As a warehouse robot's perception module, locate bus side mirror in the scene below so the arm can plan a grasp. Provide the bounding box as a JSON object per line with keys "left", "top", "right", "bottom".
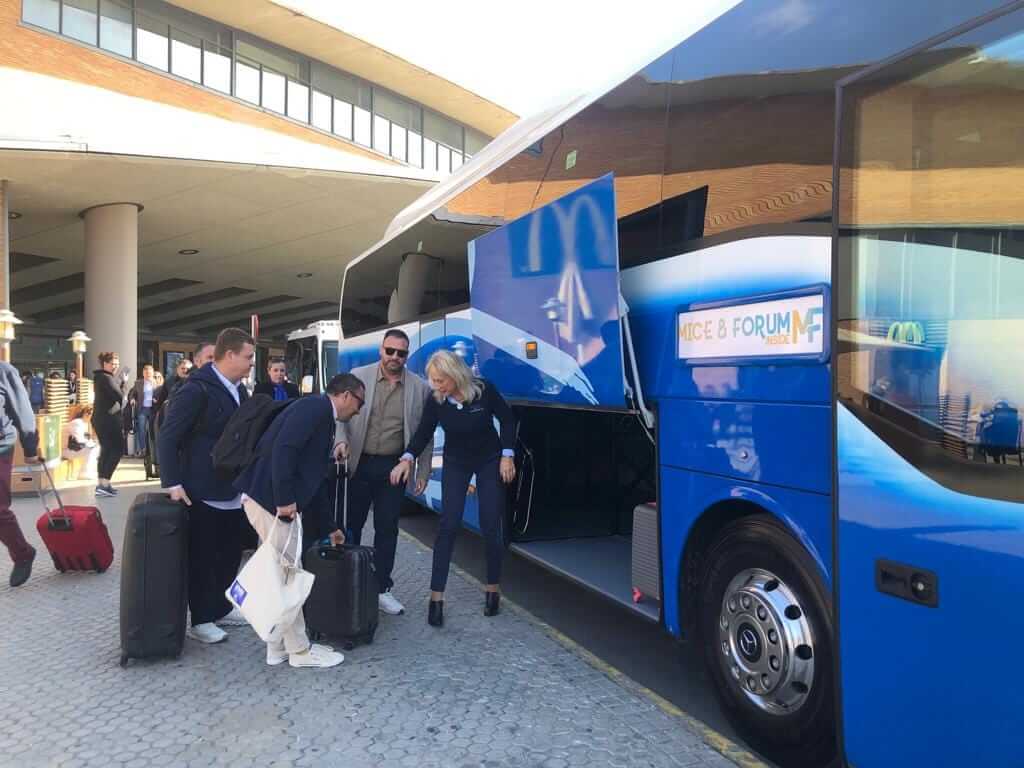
{"left": 301, "top": 375, "right": 314, "bottom": 395}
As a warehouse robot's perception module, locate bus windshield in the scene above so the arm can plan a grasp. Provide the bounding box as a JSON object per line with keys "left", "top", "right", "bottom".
{"left": 322, "top": 341, "right": 338, "bottom": 382}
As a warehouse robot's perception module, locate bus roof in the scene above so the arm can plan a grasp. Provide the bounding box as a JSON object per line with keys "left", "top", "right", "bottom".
{"left": 286, "top": 320, "right": 340, "bottom": 341}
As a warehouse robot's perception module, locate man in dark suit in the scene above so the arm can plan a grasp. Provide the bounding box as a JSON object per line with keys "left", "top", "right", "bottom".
{"left": 253, "top": 357, "right": 300, "bottom": 401}
{"left": 158, "top": 327, "right": 254, "bottom": 645}
{"left": 235, "top": 372, "right": 364, "bottom": 670}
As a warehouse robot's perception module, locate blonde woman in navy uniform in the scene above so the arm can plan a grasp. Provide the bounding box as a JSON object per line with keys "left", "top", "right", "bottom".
{"left": 390, "top": 350, "right": 516, "bottom": 627}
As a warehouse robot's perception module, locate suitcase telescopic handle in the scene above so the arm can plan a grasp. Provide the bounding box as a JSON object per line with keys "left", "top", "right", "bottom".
{"left": 34, "top": 461, "right": 68, "bottom": 521}
{"left": 333, "top": 459, "right": 348, "bottom": 532}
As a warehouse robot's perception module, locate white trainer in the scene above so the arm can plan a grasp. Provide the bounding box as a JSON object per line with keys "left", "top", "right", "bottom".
{"left": 289, "top": 644, "right": 344, "bottom": 669}
{"left": 378, "top": 591, "right": 405, "bottom": 615}
{"left": 268, "top": 642, "right": 334, "bottom": 666}
{"left": 187, "top": 622, "right": 227, "bottom": 644}
{"left": 217, "top": 608, "right": 248, "bottom": 627}
{"left": 267, "top": 644, "right": 288, "bottom": 666}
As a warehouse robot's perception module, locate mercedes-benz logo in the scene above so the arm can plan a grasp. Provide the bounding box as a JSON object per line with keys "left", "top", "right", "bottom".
{"left": 737, "top": 623, "right": 762, "bottom": 662}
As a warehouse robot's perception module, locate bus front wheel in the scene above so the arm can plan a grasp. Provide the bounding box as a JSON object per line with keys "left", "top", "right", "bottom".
{"left": 698, "top": 515, "right": 836, "bottom": 766}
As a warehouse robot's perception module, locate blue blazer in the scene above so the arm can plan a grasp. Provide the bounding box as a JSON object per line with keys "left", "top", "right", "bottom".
{"left": 157, "top": 363, "right": 248, "bottom": 502}
{"left": 234, "top": 395, "right": 336, "bottom": 529}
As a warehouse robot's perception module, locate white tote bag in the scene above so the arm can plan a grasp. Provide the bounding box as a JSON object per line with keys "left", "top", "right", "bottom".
{"left": 225, "top": 513, "right": 314, "bottom": 642}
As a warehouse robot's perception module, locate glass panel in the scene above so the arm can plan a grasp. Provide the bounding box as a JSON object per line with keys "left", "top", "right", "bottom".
{"left": 311, "top": 90, "right": 333, "bottom": 132}
{"left": 170, "top": 29, "right": 202, "bottom": 83}
{"left": 424, "top": 138, "right": 437, "bottom": 172}
{"left": 262, "top": 69, "right": 286, "bottom": 113}
{"left": 373, "top": 115, "right": 390, "bottom": 154}
{"left": 203, "top": 43, "right": 231, "bottom": 94}
{"left": 136, "top": 13, "right": 169, "bottom": 71}
{"left": 136, "top": 0, "right": 231, "bottom": 50}
{"left": 354, "top": 106, "right": 372, "bottom": 146}
{"left": 465, "top": 129, "right": 489, "bottom": 157}
{"left": 310, "top": 63, "right": 367, "bottom": 105}
{"left": 838, "top": 15, "right": 1024, "bottom": 483}
{"left": 374, "top": 90, "right": 421, "bottom": 131}
{"left": 333, "top": 100, "right": 353, "bottom": 140}
{"left": 391, "top": 124, "right": 407, "bottom": 162}
{"left": 99, "top": 0, "right": 132, "bottom": 57}
{"left": 437, "top": 145, "right": 451, "bottom": 175}
{"left": 287, "top": 80, "right": 309, "bottom": 123}
{"left": 63, "top": 0, "right": 98, "bottom": 45}
{"left": 408, "top": 131, "right": 422, "bottom": 168}
{"left": 23, "top": 0, "right": 60, "bottom": 31}
{"left": 236, "top": 38, "right": 304, "bottom": 81}
{"left": 424, "top": 112, "right": 463, "bottom": 151}
{"left": 451, "top": 152, "right": 463, "bottom": 172}
{"left": 234, "top": 58, "right": 260, "bottom": 104}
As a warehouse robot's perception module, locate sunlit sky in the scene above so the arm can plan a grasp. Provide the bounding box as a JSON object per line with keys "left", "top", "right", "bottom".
{"left": 280, "top": 0, "right": 741, "bottom": 117}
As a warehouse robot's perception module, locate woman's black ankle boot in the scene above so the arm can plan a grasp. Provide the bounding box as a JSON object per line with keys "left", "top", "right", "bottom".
{"left": 484, "top": 591, "right": 500, "bottom": 617}
{"left": 428, "top": 600, "right": 444, "bottom": 627}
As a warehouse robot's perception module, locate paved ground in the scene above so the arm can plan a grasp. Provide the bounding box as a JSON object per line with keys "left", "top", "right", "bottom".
{"left": 1, "top": 463, "right": 747, "bottom": 768}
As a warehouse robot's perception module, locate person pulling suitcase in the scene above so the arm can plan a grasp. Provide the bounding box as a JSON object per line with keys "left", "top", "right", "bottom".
{"left": 233, "top": 373, "right": 364, "bottom": 669}
{"left": 303, "top": 460, "right": 380, "bottom": 650}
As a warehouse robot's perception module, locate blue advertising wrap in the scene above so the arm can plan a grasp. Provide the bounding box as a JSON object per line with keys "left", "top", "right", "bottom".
{"left": 468, "top": 173, "right": 628, "bottom": 408}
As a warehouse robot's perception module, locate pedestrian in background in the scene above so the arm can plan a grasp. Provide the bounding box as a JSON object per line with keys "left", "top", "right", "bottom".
{"left": 92, "top": 351, "right": 129, "bottom": 498}
{"left": 390, "top": 350, "right": 516, "bottom": 627}
{"left": 193, "top": 341, "right": 215, "bottom": 369}
{"left": 63, "top": 404, "right": 99, "bottom": 480}
{"left": 28, "top": 370, "right": 44, "bottom": 414}
{"left": 129, "top": 364, "right": 157, "bottom": 458}
{"left": 254, "top": 357, "right": 300, "bottom": 401}
{"left": 0, "top": 361, "right": 40, "bottom": 587}
{"left": 68, "top": 370, "right": 79, "bottom": 406}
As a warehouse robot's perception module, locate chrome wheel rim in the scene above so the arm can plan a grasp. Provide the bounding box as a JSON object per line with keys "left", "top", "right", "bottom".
{"left": 717, "top": 567, "right": 815, "bottom": 715}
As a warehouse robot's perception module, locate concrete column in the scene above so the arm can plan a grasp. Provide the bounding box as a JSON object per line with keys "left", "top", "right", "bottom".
{"left": 83, "top": 203, "right": 142, "bottom": 380}
{"left": 0, "top": 180, "right": 10, "bottom": 310}
{"left": 0, "top": 180, "right": 15, "bottom": 364}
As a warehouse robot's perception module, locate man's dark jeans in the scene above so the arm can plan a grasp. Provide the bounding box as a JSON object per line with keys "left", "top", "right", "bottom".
{"left": 346, "top": 454, "right": 404, "bottom": 593}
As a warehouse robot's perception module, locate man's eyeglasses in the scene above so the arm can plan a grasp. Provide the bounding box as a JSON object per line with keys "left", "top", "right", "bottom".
{"left": 349, "top": 391, "right": 365, "bottom": 409}
{"left": 383, "top": 347, "right": 409, "bottom": 359}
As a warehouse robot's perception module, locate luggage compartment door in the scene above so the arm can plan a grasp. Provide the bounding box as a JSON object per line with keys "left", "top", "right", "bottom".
{"left": 468, "top": 173, "right": 629, "bottom": 409}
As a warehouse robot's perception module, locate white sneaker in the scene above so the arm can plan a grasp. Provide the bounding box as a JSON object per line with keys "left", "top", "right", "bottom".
{"left": 217, "top": 608, "right": 248, "bottom": 627}
{"left": 187, "top": 622, "right": 228, "bottom": 644}
{"left": 289, "top": 644, "right": 344, "bottom": 669}
{"left": 379, "top": 591, "right": 405, "bottom": 615}
{"left": 266, "top": 644, "right": 288, "bottom": 666}
{"left": 267, "top": 642, "right": 333, "bottom": 666}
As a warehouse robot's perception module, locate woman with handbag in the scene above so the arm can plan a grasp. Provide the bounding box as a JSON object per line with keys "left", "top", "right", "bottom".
{"left": 63, "top": 405, "right": 99, "bottom": 480}
{"left": 390, "top": 350, "right": 517, "bottom": 627}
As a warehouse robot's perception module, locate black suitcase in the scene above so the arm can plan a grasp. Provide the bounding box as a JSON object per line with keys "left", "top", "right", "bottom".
{"left": 302, "top": 462, "right": 379, "bottom": 650}
{"left": 119, "top": 493, "right": 188, "bottom": 666}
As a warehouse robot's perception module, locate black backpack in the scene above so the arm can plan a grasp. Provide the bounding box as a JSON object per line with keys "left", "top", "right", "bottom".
{"left": 211, "top": 394, "right": 291, "bottom": 476}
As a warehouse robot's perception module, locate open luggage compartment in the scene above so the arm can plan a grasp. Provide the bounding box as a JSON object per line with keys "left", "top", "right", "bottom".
{"left": 508, "top": 406, "right": 660, "bottom": 619}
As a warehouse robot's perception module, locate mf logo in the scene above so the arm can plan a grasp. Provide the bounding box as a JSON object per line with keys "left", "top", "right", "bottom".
{"left": 792, "top": 306, "right": 824, "bottom": 344}
{"left": 887, "top": 321, "right": 925, "bottom": 344}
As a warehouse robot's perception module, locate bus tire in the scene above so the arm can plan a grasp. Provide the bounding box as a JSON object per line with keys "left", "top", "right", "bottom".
{"left": 697, "top": 514, "right": 836, "bottom": 766}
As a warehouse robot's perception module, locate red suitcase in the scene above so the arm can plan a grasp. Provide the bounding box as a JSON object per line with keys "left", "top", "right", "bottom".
{"left": 34, "top": 463, "right": 114, "bottom": 573}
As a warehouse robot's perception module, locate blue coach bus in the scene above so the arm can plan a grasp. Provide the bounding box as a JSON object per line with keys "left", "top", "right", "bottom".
{"left": 336, "top": 2, "right": 1024, "bottom": 765}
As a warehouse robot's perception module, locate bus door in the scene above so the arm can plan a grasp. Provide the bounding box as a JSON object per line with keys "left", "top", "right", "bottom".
{"left": 836, "top": 10, "right": 1024, "bottom": 766}
{"left": 466, "top": 173, "right": 631, "bottom": 410}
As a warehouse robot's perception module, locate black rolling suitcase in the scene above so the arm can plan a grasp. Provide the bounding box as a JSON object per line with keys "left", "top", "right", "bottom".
{"left": 119, "top": 493, "right": 188, "bottom": 666}
{"left": 303, "top": 462, "right": 379, "bottom": 650}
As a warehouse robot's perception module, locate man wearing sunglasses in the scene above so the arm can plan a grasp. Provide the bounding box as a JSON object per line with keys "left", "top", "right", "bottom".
{"left": 337, "top": 328, "right": 434, "bottom": 616}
